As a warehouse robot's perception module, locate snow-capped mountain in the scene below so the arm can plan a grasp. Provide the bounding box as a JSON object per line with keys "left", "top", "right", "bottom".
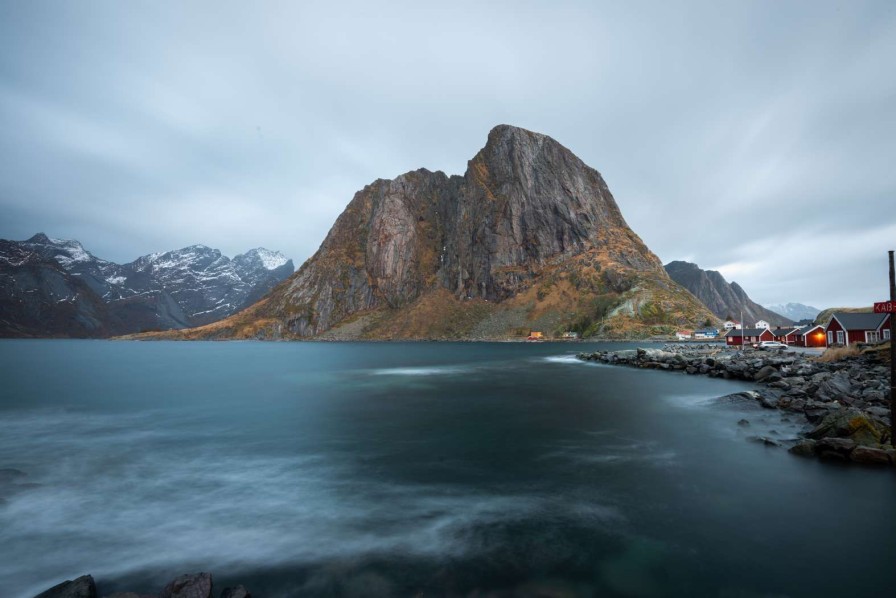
{"left": 0, "top": 233, "right": 294, "bottom": 337}
{"left": 764, "top": 302, "right": 821, "bottom": 322}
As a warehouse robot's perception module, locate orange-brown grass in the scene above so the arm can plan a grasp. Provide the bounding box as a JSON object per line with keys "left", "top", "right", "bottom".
{"left": 816, "top": 345, "right": 862, "bottom": 362}
{"left": 363, "top": 288, "right": 496, "bottom": 339}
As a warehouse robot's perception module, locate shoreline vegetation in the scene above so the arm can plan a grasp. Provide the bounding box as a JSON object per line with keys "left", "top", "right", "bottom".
{"left": 578, "top": 342, "right": 895, "bottom": 466}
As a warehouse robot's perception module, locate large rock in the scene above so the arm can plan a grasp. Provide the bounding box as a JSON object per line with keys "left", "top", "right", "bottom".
{"left": 788, "top": 439, "right": 817, "bottom": 457}
{"left": 160, "top": 573, "right": 212, "bottom": 598}
{"left": 220, "top": 586, "right": 251, "bottom": 598}
{"left": 815, "top": 372, "right": 855, "bottom": 401}
{"left": 850, "top": 446, "right": 892, "bottom": 466}
{"left": 808, "top": 409, "right": 886, "bottom": 446}
{"left": 754, "top": 365, "right": 778, "bottom": 382}
{"left": 815, "top": 437, "right": 856, "bottom": 460}
{"left": 34, "top": 575, "right": 96, "bottom": 598}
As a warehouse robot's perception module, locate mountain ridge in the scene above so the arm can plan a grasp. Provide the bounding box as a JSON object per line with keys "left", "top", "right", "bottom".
{"left": 765, "top": 302, "right": 821, "bottom": 322}
{"left": 139, "top": 125, "right": 717, "bottom": 340}
{"left": 664, "top": 260, "right": 792, "bottom": 326}
{"left": 0, "top": 234, "right": 294, "bottom": 337}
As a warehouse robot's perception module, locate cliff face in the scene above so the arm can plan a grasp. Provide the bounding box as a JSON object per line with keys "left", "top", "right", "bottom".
{"left": 158, "top": 125, "right": 716, "bottom": 340}
{"left": 0, "top": 240, "right": 111, "bottom": 337}
{"left": 664, "top": 261, "right": 791, "bottom": 326}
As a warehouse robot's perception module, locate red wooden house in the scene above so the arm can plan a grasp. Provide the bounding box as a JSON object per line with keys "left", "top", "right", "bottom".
{"left": 772, "top": 328, "right": 800, "bottom": 344}
{"left": 824, "top": 312, "right": 891, "bottom": 346}
{"left": 794, "top": 324, "right": 826, "bottom": 347}
{"left": 725, "top": 327, "right": 774, "bottom": 347}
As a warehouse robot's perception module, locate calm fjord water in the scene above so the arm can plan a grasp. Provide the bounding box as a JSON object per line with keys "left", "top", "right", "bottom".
{"left": 1, "top": 341, "right": 894, "bottom": 597}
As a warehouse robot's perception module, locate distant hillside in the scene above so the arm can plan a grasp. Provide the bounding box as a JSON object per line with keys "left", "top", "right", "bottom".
{"left": 814, "top": 306, "right": 872, "bottom": 326}
{"left": 0, "top": 239, "right": 113, "bottom": 337}
{"left": 664, "top": 261, "right": 792, "bottom": 326}
{"left": 0, "top": 234, "right": 294, "bottom": 337}
{"left": 766, "top": 303, "right": 821, "bottom": 322}
{"left": 133, "top": 125, "right": 717, "bottom": 341}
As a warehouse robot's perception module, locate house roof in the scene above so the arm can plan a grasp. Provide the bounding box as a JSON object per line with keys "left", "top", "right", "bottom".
{"left": 797, "top": 324, "right": 825, "bottom": 335}
{"left": 772, "top": 328, "right": 798, "bottom": 336}
{"left": 829, "top": 312, "right": 890, "bottom": 331}
{"left": 726, "top": 328, "right": 772, "bottom": 337}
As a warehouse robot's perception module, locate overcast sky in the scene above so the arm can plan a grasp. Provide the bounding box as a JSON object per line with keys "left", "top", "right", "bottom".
{"left": 1, "top": 0, "right": 894, "bottom": 308}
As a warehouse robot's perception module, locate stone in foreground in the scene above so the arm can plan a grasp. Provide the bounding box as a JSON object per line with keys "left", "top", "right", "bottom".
{"left": 34, "top": 575, "right": 96, "bottom": 598}
{"left": 160, "top": 573, "right": 212, "bottom": 598}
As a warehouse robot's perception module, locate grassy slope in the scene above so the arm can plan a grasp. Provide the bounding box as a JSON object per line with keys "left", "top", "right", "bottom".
{"left": 814, "top": 306, "right": 872, "bottom": 326}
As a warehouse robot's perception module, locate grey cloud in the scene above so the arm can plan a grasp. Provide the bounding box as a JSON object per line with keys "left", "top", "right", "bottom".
{"left": 1, "top": 0, "right": 894, "bottom": 307}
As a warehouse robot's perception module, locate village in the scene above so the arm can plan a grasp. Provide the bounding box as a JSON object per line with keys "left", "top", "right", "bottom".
{"left": 674, "top": 312, "right": 892, "bottom": 349}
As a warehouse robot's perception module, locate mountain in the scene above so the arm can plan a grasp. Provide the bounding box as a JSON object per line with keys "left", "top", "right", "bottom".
{"left": 0, "top": 234, "right": 293, "bottom": 337}
{"left": 765, "top": 302, "right": 821, "bottom": 322}
{"left": 664, "top": 261, "right": 792, "bottom": 326}
{"left": 0, "top": 239, "right": 113, "bottom": 337}
{"left": 143, "top": 125, "right": 716, "bottom": 340}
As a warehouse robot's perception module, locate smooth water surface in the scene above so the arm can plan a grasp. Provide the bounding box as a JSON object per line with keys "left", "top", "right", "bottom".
{"left": 0, "top": 341, "right": 894, "bottom": 597}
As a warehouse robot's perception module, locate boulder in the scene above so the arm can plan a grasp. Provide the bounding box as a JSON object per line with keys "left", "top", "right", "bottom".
{"left": 816, "top": 372, "right": 855, "bottom": 401}
{"left": 757, "top": 391, "right": 780, "bottom": 409}
{"left": 34, "top": 575, "right": 96, "bottom": 598}
{"left": 716, "top": 391, "right": 760, "bottom": 405}
{"left": 850, "top": 446, "right": 892, "bottom": 466}
{"left": 220, "top": 587, "right": 251, "bottom": 598}
{"left": 786, "top": 398, "right": 806, "bottom": 412}
{"left": 788, "top": 440, "right": 817, "bottom": 457}
{"left": 749, "top": 436, "right": 781, "bottom": 447}
{"left": 816, "top": 437, "right": 856, "bottom": 460}
{"left": 867, "top": 406, "right": 890, "bottom": 419}
{"left": 808, "top": 409, "right": 886, "bottom": 446}
{"left": 160, "top": 573, "right": 212, "bottom": 598}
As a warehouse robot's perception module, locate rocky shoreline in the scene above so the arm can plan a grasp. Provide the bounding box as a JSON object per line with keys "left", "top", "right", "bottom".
{"left": 578, "top": 344, "right": 896, "bottom": 466}
{"left": 34, "top": 572, "right": 248, "bottom": 598}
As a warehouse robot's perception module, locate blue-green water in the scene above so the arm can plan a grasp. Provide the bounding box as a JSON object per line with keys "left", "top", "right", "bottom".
{"left": 0, "top": 340, "right": 893, "bottom": 597}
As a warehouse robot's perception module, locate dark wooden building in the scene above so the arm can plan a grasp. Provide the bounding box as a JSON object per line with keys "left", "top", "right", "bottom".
{"left": 725, "top": 327, "right": 774, "bottom": 347}
{"left": 794, "top": 324, "right": 826, "bottom": 347}
{"left": 772, "top": 328, "right": 800, "bottom": 344}
{"left": 824, "top": 312, "right": 891, "bottom": 346}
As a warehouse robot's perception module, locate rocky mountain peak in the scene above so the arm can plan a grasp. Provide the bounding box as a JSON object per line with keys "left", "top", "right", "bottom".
{"left": 27, "top": 232, "right": 52, "bottom": 244}
{"left": 179, "top": 125, "right": 711, "bottom": 340}
{"left": 235, "top": 248, "right": 292, "bottom": 271}
{"left": 20, "top": 233, "right": 97, "bottom": 267}
{"left": 664, "top": 260, "right": 791, "bottom": 325}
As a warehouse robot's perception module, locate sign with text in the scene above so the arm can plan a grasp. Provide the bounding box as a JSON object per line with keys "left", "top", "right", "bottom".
{"left": 873, "top": 301, "right": 896, "bottom": 313}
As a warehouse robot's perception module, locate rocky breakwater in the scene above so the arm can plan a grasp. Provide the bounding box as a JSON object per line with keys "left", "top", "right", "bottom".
{"left": 33, "top": 572, "right": 250, "bottom": 598}
{"left": 578, "top": 345, "right": 896, "bottom": 466}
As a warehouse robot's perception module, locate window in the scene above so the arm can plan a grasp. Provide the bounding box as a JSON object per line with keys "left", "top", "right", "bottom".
{"left": 866, "top": 331, "right": 879, "bottom": 343}
{"left": 884, "top": 329, "right": 891, "bottom": 340}
{"left": 836, "top": 330, "right": 845, "bottom": 344}
{"left": 827, "top": 331, "right": 833, "bottom": 345}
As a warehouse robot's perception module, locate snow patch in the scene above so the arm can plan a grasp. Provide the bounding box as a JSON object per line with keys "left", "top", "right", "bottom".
{"left": 251, "top": 248, "right": 289, "bottom": 270}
